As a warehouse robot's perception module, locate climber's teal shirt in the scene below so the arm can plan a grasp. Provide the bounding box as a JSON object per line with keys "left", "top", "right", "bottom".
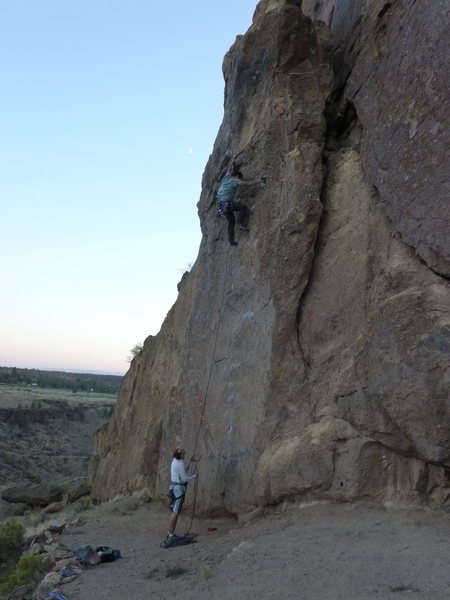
{"left": 217, "top": 174, "right": 240, "bottom": 204}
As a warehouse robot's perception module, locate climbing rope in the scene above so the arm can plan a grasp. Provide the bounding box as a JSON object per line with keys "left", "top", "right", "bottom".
{"left": 184, "top": 137, "right": 268, "bottom": 533}
{"left": 185, "top": 244, "right": 233, "bottom": 533}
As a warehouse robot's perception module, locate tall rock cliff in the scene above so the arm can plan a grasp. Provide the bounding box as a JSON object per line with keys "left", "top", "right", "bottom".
{"left": 89, "top": 0, "right": 450, "bottom": 514}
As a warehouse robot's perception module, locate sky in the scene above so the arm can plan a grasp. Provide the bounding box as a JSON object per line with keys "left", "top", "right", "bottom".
{"left": 0, "top": 0, "right": 258, "bottom": 375}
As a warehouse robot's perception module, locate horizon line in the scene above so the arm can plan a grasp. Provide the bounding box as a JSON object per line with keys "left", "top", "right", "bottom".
{"left": 0, "top": 364, "right": 125, "bottom": 377}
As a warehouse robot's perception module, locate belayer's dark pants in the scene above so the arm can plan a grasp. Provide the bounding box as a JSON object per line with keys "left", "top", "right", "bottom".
{"left": 226, "top": 200, "right": 249, "bottom": 245}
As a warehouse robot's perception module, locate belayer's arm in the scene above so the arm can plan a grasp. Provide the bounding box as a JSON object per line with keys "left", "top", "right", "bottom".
{"left": 179, "top": 460, "right": 196, "bottom": 483}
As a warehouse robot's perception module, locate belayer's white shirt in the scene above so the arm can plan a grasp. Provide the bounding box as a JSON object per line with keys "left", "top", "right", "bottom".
{"left": 171, "top": 458, "right": 196, "bottom": 484}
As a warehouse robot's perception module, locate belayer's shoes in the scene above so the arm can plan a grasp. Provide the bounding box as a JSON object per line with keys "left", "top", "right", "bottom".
{"left": 160, "top": 533, "right": 197, "bottom": 549}
{"left": 230, "top": 241, "right": 238, "bottom": 246}
{"left": 161, "top": 535, "right": 174, "bottom": 548}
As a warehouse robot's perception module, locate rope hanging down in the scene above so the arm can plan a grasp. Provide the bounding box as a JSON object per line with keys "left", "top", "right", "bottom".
{"left": 186, "top": 245, "right": 233, "bottom": 533}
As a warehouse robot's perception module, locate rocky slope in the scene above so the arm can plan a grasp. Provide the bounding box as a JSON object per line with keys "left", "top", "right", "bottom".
{"left": 89, "top": 0, "right": 449, "bottom": 514}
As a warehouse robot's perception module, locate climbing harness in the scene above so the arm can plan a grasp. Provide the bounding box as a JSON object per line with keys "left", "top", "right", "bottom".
{"left": 217, "top": 201, "right": 229, "bottom": 216}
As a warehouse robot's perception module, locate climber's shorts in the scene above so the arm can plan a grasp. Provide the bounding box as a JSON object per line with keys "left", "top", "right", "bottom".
{"left": 169, "top": 483, "right": 186, "bottom": 514}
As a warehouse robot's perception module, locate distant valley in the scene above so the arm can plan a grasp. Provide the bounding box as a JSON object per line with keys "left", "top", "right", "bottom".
{"left": 0, "top": 367, "right": 120, "bottom": 506}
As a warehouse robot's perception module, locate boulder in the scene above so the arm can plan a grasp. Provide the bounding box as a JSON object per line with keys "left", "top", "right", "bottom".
{"left": 32, "top": 572, "right": 61, "bottom": 600}
{"left": 1, "top": 486, "right": 63, "bottom": 507}
{"left": 42, "top": 502, "right": 65, "bottom": 515}
{"left": 442, "top": 497, "right": 450, "bottom": 514}
{"left": 6, "top": 583, "right": 34, "bottom": 600}
{"left": 28, "top": 541, "right": 45, "bottom": 556}
{"left": 67, "top": 482, "right": 90, "bottom": 504}
{"left": 0, "top": 499, "right": 29, "bottom": 521}
{"left": 45, "top": 524, "right": 65, "bottom": 536}
{"left": 9, "top": 502, "right": 30, "bottom": 517}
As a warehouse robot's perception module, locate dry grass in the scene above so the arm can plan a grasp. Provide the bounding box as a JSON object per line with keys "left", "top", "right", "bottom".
{"left": 200, "top": 563, "right": 213, "bottom": 580}
{"left": 165, "top": 564, "right": 187, "bottom": 578}
{"left": 0, "top": 383, "right": 116, "bottom": 409}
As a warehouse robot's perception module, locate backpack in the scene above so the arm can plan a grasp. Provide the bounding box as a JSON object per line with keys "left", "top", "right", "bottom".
{"left": 73, "top": 544, "right": 94, "bottom": 562}
{"left": 47, "top": 591, "right": 70, "bottom": 600}
{"left": 95, "top": 546, "right": 121, "bottom": 562}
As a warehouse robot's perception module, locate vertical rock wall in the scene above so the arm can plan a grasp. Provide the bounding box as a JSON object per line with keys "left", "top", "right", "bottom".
{"left": 255, "top": 148, "right": 449, "bottom": 506}
{"left": 89, "top": 0, "right": 449, "bottom": 512}
{"left": 302, "top": 0, "right": 450, "bottom": 275}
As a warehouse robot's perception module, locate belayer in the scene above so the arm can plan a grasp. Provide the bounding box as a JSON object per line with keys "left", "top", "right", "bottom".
{"left": 217, "top": 156, "right": 265, "bottom": 246}
{"left": 164, "top": 446, "right": 196, "bottom": 545}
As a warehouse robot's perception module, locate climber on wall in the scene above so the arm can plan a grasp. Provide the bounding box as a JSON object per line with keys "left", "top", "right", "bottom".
{"left": 217, "top": 156, "right": 265, "bottom": 246}
{"left": 163, "top": 446, "right": 196, "bottom": 547}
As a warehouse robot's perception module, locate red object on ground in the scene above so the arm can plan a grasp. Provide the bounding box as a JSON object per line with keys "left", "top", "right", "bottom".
{"left": 207, "top": 527, "right": 217, "bottom": 532}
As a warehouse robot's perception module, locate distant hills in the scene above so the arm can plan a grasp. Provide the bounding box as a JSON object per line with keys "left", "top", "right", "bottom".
{"left": 0, "top": 366, "right": 122, "bottom": 394}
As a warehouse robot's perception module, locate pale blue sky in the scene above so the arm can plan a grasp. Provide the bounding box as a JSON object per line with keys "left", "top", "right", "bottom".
{"left": 0, "top": 0, "right": 257, "bottom": 374}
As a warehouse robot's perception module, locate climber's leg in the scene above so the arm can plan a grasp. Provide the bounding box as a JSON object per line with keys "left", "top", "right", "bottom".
{"left": 234, "top": 201, "right": 250, "bottom": 230}
{"left": 226, "top": 209, "right": 238, "bottom": 245}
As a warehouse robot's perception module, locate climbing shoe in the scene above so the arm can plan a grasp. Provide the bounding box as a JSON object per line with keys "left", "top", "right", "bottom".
{"left": 230, "top": 241, "right": 238, "bottom": 246}
{"left": 160, "top": 534, "right": 196, "bottom": 549}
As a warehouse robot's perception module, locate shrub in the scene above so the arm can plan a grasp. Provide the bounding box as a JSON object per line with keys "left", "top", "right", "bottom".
{"left": 110, "top": 497, "right": 141, "bottom": 515}
{"left": 165, "top": 564, "right": 187, "bottom": 578}
{"left": 27, "top": 510, "right": 44, "bottom": 528}
{"left": 0, "top": 519, "right": 24, "bottom": 563}
{"left": 27, "top": 472, "right": 42, "bottom": 484}
{"left": 200, "top": 564, "right": 213, "bottom": 580}
{"left": 0, "top": 520, "right": 25, "bottom": 588}
{"left": 0, "top": 554, "right": 45, "bottom": 594}
{"left": 126, "top": 343, "right": 143, "bottom": 362}
{"left": 145, "top": 567, "right": 160, "bottom": 579}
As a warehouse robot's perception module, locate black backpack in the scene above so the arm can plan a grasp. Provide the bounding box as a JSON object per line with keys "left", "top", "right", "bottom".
{"left": 95, "top": 546, "right": 121, "bottom": 562}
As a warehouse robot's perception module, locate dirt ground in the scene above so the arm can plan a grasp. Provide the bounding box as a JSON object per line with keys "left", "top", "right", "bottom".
{"left": 52, "top": 496, "right": 450, "bottom": 600}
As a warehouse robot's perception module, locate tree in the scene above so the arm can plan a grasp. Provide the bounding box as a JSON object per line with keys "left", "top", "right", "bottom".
{"left": 127, "top": 343, "right": 143, "bottom": 362}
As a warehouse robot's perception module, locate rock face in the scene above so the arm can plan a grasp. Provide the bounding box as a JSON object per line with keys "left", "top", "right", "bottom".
{"left": 89, "top": 0, "right": 449, "bottom": 513}
{"left": 302, "top": 0, "right": 450, "bottom": 276}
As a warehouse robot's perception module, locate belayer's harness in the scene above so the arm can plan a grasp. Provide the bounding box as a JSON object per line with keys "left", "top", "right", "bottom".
{"left": 166, "top": 476, "right": 187, "bottom": 502}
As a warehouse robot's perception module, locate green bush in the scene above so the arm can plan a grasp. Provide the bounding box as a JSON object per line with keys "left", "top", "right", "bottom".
{"left": 0, "top": 554, "right": 45, "bottom": 594}
{"left": 0, "top": 520, "right": 25, "bottom": 587}
{"left": 0, "top": 519, "right": 24, "bottom": 562}
{"left": 27, "top": 472, "right": 42, "bottom": 484}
